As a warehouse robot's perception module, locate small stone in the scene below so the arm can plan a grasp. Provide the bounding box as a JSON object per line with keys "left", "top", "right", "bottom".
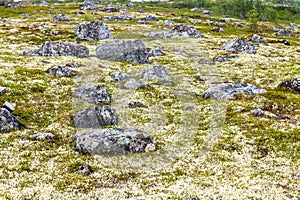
{"left": 128, "top": 102, "right": 145, "bottom": 108}
{"left": 0, "top": 108, "right": 24, "bottom": 132}
{"left": 75, "top": 22, "right": 112, "bottom": 41}
{"left": 250, "top": 109, "right": 265, "bottom": 117}
{"left": 76, "top": 164, "right": 93, "bottom": 176}
{"left": 279, "top": 78, "right": 300, "bottom": 94}
{"left": 0, "top": 87, "right": 7, "bottom": 95}
{"left": 30, "top": 132, "right": 55, "bottom": 141}
{"left": 51, "top": 14, "right": 72, "bottom": 22}
{"left": 194, "top": 74, "right": 206, "bottom": 81}
{"left": 48, "top": 66, "right": 76, "bottom": 77}
{"left": 66, "top": 62, "right": 80, "bottom": 68}
{"left": 111, "top": 72, "right": 132, "bottom": 82}
{"left": 2, "top": 101, "right": 15, "bottom": 112}
{"left": 121, "top": 78, "right": 148, "bottom": 90}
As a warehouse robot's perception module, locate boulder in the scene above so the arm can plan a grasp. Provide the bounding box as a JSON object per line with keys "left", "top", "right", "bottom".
{"left": 148, "top": 47, "right": 164, "bottom": 57}
{"left": 102, "top": 16, "right": 133, "bottom": 21}
{"left": 121, "top": 78, "right": 147, "bottom": 90}
{"left": 111, "top": 72, "right": 132, "bottom": 82}
{"left": 208, "top": 21, "right": 228, "bottom": 27}
{"left": 51, "top": 14, "right": 72, "bottom": 22}
{"left": 163, "top": 20, "right": 176, "bottom": 26}
{"left": 128, "top": 102, "right": 145, "bottom": 108}
{"left": 233, "top": 22, "right": 243, "bottom": 27}
{"left": 80, "top": 0, "right": 97, "bottom": 10}
{"left": 74, "top": 128, "right": 155, "bottom": 154}
{"left": 74, "top": 106, "right": 117, "bottom": 128}
{"left": 279, "top": 78, "right": 300, "bottom": 94}
{"left": 222, "top": 38, "right": 256, "bottom": 54}
{"left": 140, "top": 65, "right": 171, "bottom": 81}
{"left": 0, "top": 0, "right": 7, "bottom": 6}
{"left": 96, "top": 39, "right": 149, "bottom": 64}
{"left": 143, "top": 15, "right": 159, "bottom": 21}
{"left": 30, "top": 132, "right": 56, "bottom": 141}
{"left": 0, "top": 108, "right": 24, "bottom": 132}
{"left": 73, "top": 83, "right": 111, "bottom": 105}
{"left": 99, "top": 7, "right": 119, "bottom": 13}
{"left": 22, "top": 41, "right": 89, "bottom": 57}
{"left": 0, "top": 86, "right": 7, "bottom": 94}
{"left": 251, "top": 34, "right": 267, "bottom": 43}
{"left": 47, "top": 66, "right": 76, "bottom": 77}
{"left": 75, "top": 22, "right": 112, "bottom": 41}
{"left": 203, "top": 83, "right": 266, "bottom": 100}
{"left": 277, "top": 29, "right": 293, "bottom": 37}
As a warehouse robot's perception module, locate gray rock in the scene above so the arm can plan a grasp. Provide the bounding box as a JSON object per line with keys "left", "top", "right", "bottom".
{"left": 47, "top": 66, "right": 76, "bottom": 77}
{"left": 22, "top": 41, "right": 89, "bottom": 57}
{"left": 0, "top": 108, "right": 24, "bottom": 132}
{"left": 290, "top": 23, "right": 300, "bottom": 29}
{"left": 0, "top": 86, "right": 7, "bottom": 95}
{"left": 99, "top": 7, "right": 119, "bottom": 13}
{"left": 2, "top": 101, "right": 15, "bottom": 112}
{"left": 203, "top": 83, "right": 266, "bottom": 100}
{"left": 51, "top": 14, "right": 72, "bottom": 22}
{"left": 163, "top": 20, "right": 176, "bottom": 26}
{"left": 194, "top": 73, "right": 206, "bottom": 81}
{"left": 251, "top": 34, "right": 267, "bottom": 43}
{"left": 191, "top": 7, "right": 211, "bottom": 14}
{"left": 73, "top": 83, "right": 111, "bottom": 105}
{"left": 279, "top": 78, "right": 300, "bottom": 94}
{"left": 222, "top": 38, "right": 256, "bottom": 54}
{"left": 30, "top": 132, "right": 56, "bottom": 141}
{"left": 102, "top": 16, "right": 133, "bottom": 21}
{"left": 143, "top": 15, "right": 159, "bottom": 21}
{"left": 76, "top": 164, "right": 93, "bottom": 175}
{"left": 80, "top": 0, "right": 97, "bottom": 10}
{"left": 208, "top": 21, "right": 228, "bottom": 27}
{"left": 215, "top": 55, "right": 237, "bottom": 62}
{"left": 137, "top": 20, "right": 147, "bottom": 24}
{"left": 233, "top": 22, "right": 243, "bottom": 27}
{"left": 219, "top": 28, "right": 224, "bottom": 32}
{"left": 184, "top": 198, "right": 199, "bottom": 200}
{"left": 250, "top": 109, "right": 265, "bottom": 117}
{"left": 75, "top": 21, "right": 112, "bottom": 41}
{"left": 0, "top": 0, "right": 7, "bottom": 6}
{"left": 121, "top": 78, "right": 147, "bottom": 90}
{"left": 74, "top": 128, "right": 154, "bottom": 154}
{"left": 66, "top": 62, "right": 80, "bottom": 68}
{"left": 96, "top": 39, "right": 149, "bottom": 64}
{"left": 141, "top": 65, "right": 171, "bottom": 81}
{"left": 277, "top": 29, "right": 293, "bottom": 37}
{"left": 111, "top": 72, "right": 132, "bottom": 82}
{"left": 128, "top": 102, "right": 145, "bottom": 108}
{"left": 5, "top": 2, "right": 19, "bottom": 8}
{"left": 74, "top": 106, "right": 117, "bottom": 128}
{"left": 148, "top": 47, "right": 164, "bottom": 57}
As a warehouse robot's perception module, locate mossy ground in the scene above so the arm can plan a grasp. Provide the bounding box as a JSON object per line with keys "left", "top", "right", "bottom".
{"left": 0, "top": 1, "right": 299, "bottom": 199}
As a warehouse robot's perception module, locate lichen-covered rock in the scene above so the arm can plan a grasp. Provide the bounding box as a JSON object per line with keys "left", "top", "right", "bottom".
{"left": 74, "top": 128, "right": 155, "bottom": 154}
{"left": 250, "top": 109, "right": 265, "bottom": 117}
{"left": 277, "top": 29, "right": 293, "bottom": 37}
{"left": 76, "top": 164, "right": 93, "bottom": 175}
{"left": 102, "top": 16, "right": 133, "bottom": 21}
{"left": 111, "top": 72, "right": 132, "bottom": 82}
{"left": 252, "top": 34, "right": 267, "bottom": 43}
{"left": 163, "top": 20, "right": 176, "bottom": 26}
{"left": 22, "top": 41, "right": 89, "bottom": 57}
{"left": 0, "top": 108, "right": 24, "bottom": 132}
{"left": 222, "top": 38, "right": 256, "bottom": 54}
{"left": 0, "top": 0, "right": 7, "bottom": 7}
{"left": 47, "top": 66, "right": 76, "bottom": 77}
{"left": 208, "top": 21, "right": 228, "bottom": 27}
{"left": 148, "top": 47, "right": 164, "bottom": 57}
{"left": 121, "top": 78, "right": 147, "bottom": 90}
{"left": 51, "top": 14, "right": 72, "bottom": 22}
{"left": 96, "top": 39, "right": 149, "bottom": 64}
{"left": 203, "top": 83, "right": 266, "bottom": 100}
{"left": 0, "top": 86, "right": 7, "bottom": 95}
{"left": 30, "top": 132, "right": 56, "bottom": 141}
{"left": 143, "top": 15, "right": 159, "bottom": 21}
{"left": 80, "top": 0, "right": 97, "bottom": 10}
{"left": 279, "top": 78, "right": 300, "bottom": 94}
{"left": 74, "top": 106, "right": 117, "bottom": 128}
{"left": 128, "top": 102, "right": 145, "bottom": 108}
{"left": 75, "top": 21, "right": 112, "bottom": 41}
{"left": 99, "top": 7, "right": 119, "bottom": 12}
{"left": 140, "top": 65, "right": 171, "bottom": 81}
{"left": 73, "top": 83, "right": 111, "bottom": 105}
{"left": 66, "top": 62, "right": 80, "bottom": 68}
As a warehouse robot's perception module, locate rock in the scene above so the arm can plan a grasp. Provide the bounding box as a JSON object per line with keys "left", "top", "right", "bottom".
{"left": 74, "top": 128, "right": 155, "bottom": 154}
{"left": 111, "top": 72, "right": 132, "bottom": 82}
{"left": 191, "top": 7, "right": 211, "bottom": 14}
{"left": 219, "top": 28, "right": 224, "bottom": 33}
{"left": 171, "top": 25, "right": 204, "bottom": 38}
{"left": 22, "top": 41, "right": 89, "bottom": 58}
{"left": 271, "top": 27, "right": 279, "bottom": 32}
{"left": 73, "top": 83, "right": 111, "bottom": 105}
{"left": 277, "top": 29, "right": 293, "bottom": 37}
{"left": 126, "top": 2, "right": 136, "bottom": 7}
{"left": 194, "top": 73, "right": 206, "bottom": 81}
{"left": 66, "top": 62, "right": 80, "bottom": 68}
{"left": 74, "top": 106, "right": 117, "bottom": 128}
{"left": 215, "top": 55, "right": 231, "bottom": 62}
{"left": 233, "top": 22, "right": 243, "bottom": 27}
{"left": 80, "top": 0, "right": 97, "bottom": 10}
{"left": 129, "top": 102, "right": 145, "bottom": 108}
{"left": 140, "top": 65, "right": 171, "bottom": 81}
{"left": 283, "top": 40, "right": 290, "bottom": 46}
{"left": 76, "top": 164, "right": 93, "bottom": 176}
{"left": 47, "top": 66, "right": 76, "bottom": 77}
{"left": 203, "top": 83, "right": 266, "bottom": 100}
{"left": 75, "top": 21, "right": 112, "bottom": 41}
{"left": 2, "top": 101, "right": 15, "bottom": 112}
{"left": 184, "top": 198, "right": 199, "bottom": 200}
{"left": 76, "top": 11, "right": 85, "bottom": 16}
{"left": 102, "top": 16, "right": 133, "bottom": 21}
{"left": 208, "top": 21, "right": 228, "bottom": 27}
{"left": 51, "top": 14, "right": 72, "bottom": 22}
{"left": 99, "top": 7, "right": 119, "bottom": 12}
{"left": 222, "top": 38, "right": 256, "bottom": 54}
{"left": 251, "top": 34, "right": 267, "bottom": 43}
{"left": 137, "top": 20, "right": 147, "bottom": 24}
{"left": 5, "top": 2, "right": 19, "bottom": 8}
{"left": 0, "top": 0, "right": 7, "bottom": 7}
{"left": 30, "top": 132, "right": 56, "bottom": 141}
{"left": 148, "top": 47, "right": 164, "bottom": 57}
{"left": 42, "top": 29, "right": 60, "bottom": 36}
{"left": 0, "top": 108, "right": 24, "bottom": 132}
{"left": 0, "top": 86, "right": 7, "bottom": 94}
{"left": 250, "top": 108, "right": 265, "bottom": 117}
{"left": 96, "top": 39, "right": 149, "bottom": 64}
{"left": 34, "top": 0, "right": 49, "bottom": 6}
{"left": 290, "top": 23, "right": 300, "bottom": 29}
{"left": 279, "top": 78, "right": 300, "bottom": 94}
{"left": 121, "top": 78, "right": 147, "bottom": 90}
{"left": 163, "top": 20, "right": 176, "bottom": 26}
{"left": 143, "top": 15, "right": 159, "bottom": 21}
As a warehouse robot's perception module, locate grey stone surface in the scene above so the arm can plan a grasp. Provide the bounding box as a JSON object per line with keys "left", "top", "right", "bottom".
{"left": 76, "top": 164, "right": 93, "bottom": 175}
{"left": 121, "top": 78, "right": 147, "bottom": 90}
{"left": 143, "top": 15, "right": 159, "bottom": 21}
{"left": 279, "top": 78, "right": 300, "bottom": 94}
{"left": 30, "top": 132, "right": 56, "bottom": 141}
{"left": 80, "top": 0, "right": 97, "bottom": 10}
{"left": 128, "top": 102, "right": 145, "bottom": 108}
{"left": 74, "top": 106, "right": 117, "bottom": 128}
{"left": 250, "top": 109, "right": 265, "bottom": 117}
{"left": 222, "top": 38, "right": 256, "bottom": 54}
{"left": 208, "top": 21, "right": 228, "bottom": 27}
{"left": 96, "top": 39, "right": 149, "bottom": 64}
{"left": 163, "top": 20, "right": 176, "bottom": 26}
{"left": 51, "top": 14, "right": 72, "bottom": 22}
{"left": 140, "top": 65, "right": 171, "bottom": 81}
{"left": 0, "top": 108, "right": 24, "bottom": 132}
{"left": 22, "top": 41, "right": 89, "bottom": 57}
{"left": 74, "top": 128, "right": 154, "bottom": 154}
{"left": 48, "top": 66, "right": 76, "bottom": 77}
{"left": 203, "top": 83, "right": 266, "bottom": 100}
{"left": 277, "top": 29, "right": 293, "bottom": 37}
{"left": 99, "top": 7, "right": 119, "bottom": 12}
{"left": 0, "top": 86, "right": 7, "bottom": 95}
{"left": 102, "top": 16, "right": 133, "bottom": 21}
{"left": 75, "top": 22, "right": 112, "bottom": 41}
{"left": 252, "top": 34, "right": 267, "bottom": 43}
{"left": 111, "top": 72, "right": 132, "bottom": 82}
{"left": 73, "top": 83, "right": 111, "bottom": 105}
{"left": 2, "top": 101, "right": 15, "bottom": 112}
{"left": 148, "top": 47, "right": 164, "bottom": 57}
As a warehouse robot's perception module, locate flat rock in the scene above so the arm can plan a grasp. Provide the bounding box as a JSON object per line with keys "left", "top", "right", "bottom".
{"left": 47, "top": 66, "right": 76, "bottom": 77}
{"left": 99, "top": 7, "right": 119, "bottom": 12}
{"left": 22, "top": 41, "right": 89, "bottom": 57}
{"left": 75, "top": 21, "right": 112, "bottom": 41}
{"left": 252, "top": 34, "right": 267, "bottom": 43}
{"left": 140, "top": 65, "right": 171, "bottom": 81}
{"left": 30, "top": 132, "right": 56, "bottom": 141}
{"left": 102, "top": 16, "right": 133, "bottom": 21}
{"left": 73, "top": 83, "right": 111, "bottom": 105}
{"left": 74, "top": 128, "right": 155, "bottom": 154}
{"left": 74, "top": 106, "right": 117, "bottom": 128}
{"left": 222, "top": 38, "right": 256, "bottom": 54}
{"left": 142, "top": 15, "right": 159, "bottom": 21}
{"left": 203, "top": 83, "right": 266, "bottom": 100}
{"left": 111, "top": 72, "right": 132, "bottom": 82}
{"left": 96, "top": 39, "right": 149, "bottom": 64}
{"left": 0, "top": 108, "right": 24, "bottom": 132}
{"left": 279, "top": 78, "right": 300, "bottom": 94}
{"left": 51, "top": 14, "right": 72, "bottom": 22}
{"left": 121, "top": 78, "right": 147, "bottom": 90}
{"left": 277, "top": 29, "right": 293, "bottom": 37}
{"left": 80, "top": 0, "right": 97, "bottom": 10}
{"left": 148, "top": 47, "right": 164, "bottom": 57}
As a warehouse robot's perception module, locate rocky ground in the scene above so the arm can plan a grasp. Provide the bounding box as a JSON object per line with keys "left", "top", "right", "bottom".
{"left": 0, "top": 1, "right": 299, "bottom": 199}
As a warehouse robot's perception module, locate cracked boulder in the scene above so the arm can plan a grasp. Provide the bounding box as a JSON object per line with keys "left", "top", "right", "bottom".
{"left": 73, "top": 83, "right": 111, "bottom": 105}
{"left": 222, "top": 38, "right": 256, "bottom": 54}
{"left": 22, "top": 41, "right": 89, "bottom": 57}
{"left": 96, "top": 39, "right": 149, "bottom": 64}
{"left": 74, "top": 128, "right": 155, "bottom": 154}
{"left": 75, "top": 22, "right": 112, "bottom": 41}
{"left": 203, "top": 83, "right": 266, "bottom": 100}
{"left": 74, "top": 106, "right": 117, "bottom": 128}
{"left": 0, "top": 108, "right": 24, "bottom": 132}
